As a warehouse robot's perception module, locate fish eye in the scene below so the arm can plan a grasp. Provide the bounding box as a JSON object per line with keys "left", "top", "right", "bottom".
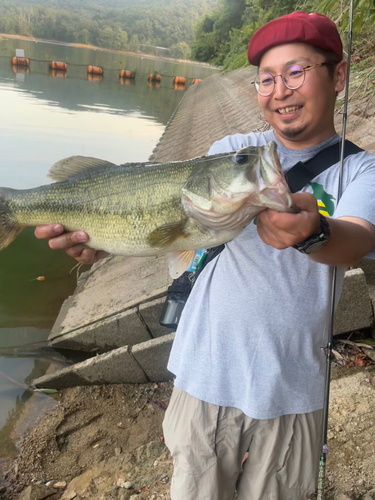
{"left": 232, "top": 154, "right": 248, "bottom": 165}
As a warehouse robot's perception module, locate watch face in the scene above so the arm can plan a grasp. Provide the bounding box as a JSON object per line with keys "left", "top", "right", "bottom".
{"left": 305, "top": 240, "right": 328, "bottom": 254}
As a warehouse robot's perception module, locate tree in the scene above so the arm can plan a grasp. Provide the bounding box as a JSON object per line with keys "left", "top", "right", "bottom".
{"left": 0, "top": 0, "right": 220, "bottom": 54}
{"left": 128, "top": 33, "right": 140, "bottom": 52}
{"left": 169, "top": 41, "right": 191, "bottom": 59}
{"left": 97, "top": 26, "right": 115, "bottom": 48}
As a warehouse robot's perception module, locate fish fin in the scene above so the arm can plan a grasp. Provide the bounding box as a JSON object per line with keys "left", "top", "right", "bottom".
{"left": 0, "top": 189, "right": 23, "bottom": 251}
{"left": 48, "top": 156, "right": 116, "bottom": 182}
{"left": 147, "top": 220, "right": 188, "bottom": 248}
{"left": 182, "top": 170, "right": 212, "bottom": 209}
{"left": 168, "top": 250, "right": 196, "bottom": 279}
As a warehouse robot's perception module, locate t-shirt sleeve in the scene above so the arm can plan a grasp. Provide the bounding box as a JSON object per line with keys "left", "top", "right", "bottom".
{"left": 334, "top": 152, "right": 375, "bottom": 225}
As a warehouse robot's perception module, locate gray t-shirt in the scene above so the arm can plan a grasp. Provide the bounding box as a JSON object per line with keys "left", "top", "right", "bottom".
{"left": 167, "top": 130, "right": 375, "bottom": 419}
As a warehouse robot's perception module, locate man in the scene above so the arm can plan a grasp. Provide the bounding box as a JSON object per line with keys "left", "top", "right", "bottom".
{"left": 35, "top": 11, "right": 375, "bottom": 500}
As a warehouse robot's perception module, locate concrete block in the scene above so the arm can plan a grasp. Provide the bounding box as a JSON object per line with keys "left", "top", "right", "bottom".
{"left": 139, "top": 297, "right": 173, "bottom": 338}
{"left": 49, "top": 255, "right": 172, "bottom": 341}
{"left": 357, "top": 258, "right": 375, "bottom": 301}
{"left": 32, "top": 346, "right": 148, "bottom": 389}
{"left": 334, "top": 268, "right": 373, "bottom": 334}
{"left": 131, "top": 333, "right": 175, "bottom": 382}
{"left": 50, "top": 308, "right": 151, "bottom": 353}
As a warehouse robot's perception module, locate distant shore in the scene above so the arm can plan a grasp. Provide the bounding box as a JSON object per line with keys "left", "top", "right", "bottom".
{"left": 0, "top": 33, "right": 219, "bottom": 69}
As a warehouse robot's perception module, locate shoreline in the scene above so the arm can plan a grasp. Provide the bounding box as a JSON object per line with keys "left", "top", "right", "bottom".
{"left": 0, "top": 33, "right": 220, "bottom": 69}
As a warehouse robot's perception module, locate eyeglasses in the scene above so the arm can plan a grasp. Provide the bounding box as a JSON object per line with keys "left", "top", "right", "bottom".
{"left": 252, "top": 62, "right": 336, "bottom": 97}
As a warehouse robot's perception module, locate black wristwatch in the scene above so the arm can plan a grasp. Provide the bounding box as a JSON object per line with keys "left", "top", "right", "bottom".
{"left": 293, "top": 214, "right": 331, "bottom": 254}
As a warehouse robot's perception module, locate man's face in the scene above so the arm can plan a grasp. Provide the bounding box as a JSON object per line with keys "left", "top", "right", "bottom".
{"left": 257, "top": 43, "right": 346, "bottom": 147}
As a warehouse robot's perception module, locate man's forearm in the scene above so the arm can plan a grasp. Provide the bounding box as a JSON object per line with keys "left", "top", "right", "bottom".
{"left": 308, "top": 217, "right": 375, "bottom": 267}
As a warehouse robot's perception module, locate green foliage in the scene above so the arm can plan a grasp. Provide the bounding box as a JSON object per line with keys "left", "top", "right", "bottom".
{"left": 128, "top": 34, "right": 140, "bottom": 53}
{"left": 169, "top": 42, "right": 191, "bottom": 60}
{"left": 0, "top": 0, "right": 219, "bottom": 54}
{"left": 297, "top": 0, "right": 375, "bottom": 60}
{"left": 317, "top": 0, "right": 375, "bottom": 32}
{"left": 191, "top": 0, "right": 296, "bottom": 68}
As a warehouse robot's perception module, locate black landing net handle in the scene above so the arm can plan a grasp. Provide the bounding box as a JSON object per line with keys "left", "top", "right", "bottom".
{"left": 317, "top": 1, "right": 355, "bottom": 498}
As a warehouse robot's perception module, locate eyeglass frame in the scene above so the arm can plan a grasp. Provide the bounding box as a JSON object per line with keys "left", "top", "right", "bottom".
{"left": 251, "top": 61, "right": 338, "bottom": 97}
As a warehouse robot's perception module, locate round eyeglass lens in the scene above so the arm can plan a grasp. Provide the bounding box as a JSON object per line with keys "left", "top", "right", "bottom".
{"left": 283, "top": 64, "right": 305, "bottom": 89}
{"left": 254, "top": 64, "right": 306, "bottom": 96}
{"left": 254, "top": 73, "right": 274, "bottom": 96}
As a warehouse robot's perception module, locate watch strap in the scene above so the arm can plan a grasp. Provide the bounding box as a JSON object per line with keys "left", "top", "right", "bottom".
{"left": 293, "top": 214, "right": 330, "bottom": 253}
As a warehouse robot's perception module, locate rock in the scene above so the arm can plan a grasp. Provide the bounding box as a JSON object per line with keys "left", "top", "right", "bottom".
{"left": 124, "top": 481, "right": 133, "bottom": 489}
{"left": 17, "top": 484, "right": 56, "bottom": 500}
{"left": 363, "top": 490, "right": 375, "bottom": 500}
{"left": 53, "top": 481, "right": 67, "bottom": 489}
{"left": 115, "top": 447, "right": 122, "bottom": 456}
{"left": 118, "top": 493, "right": 129, "bottom": 500}
{"left": 129, "top": 495, "right": 139, "bottom": 500}
{"left": 117, "top": 478, "right": 126, "bottom": 488}
{"left": 362, "top": 347, "right": 375, "bottom": 362}
{"left": 334, "top": 494, "right": 352, "bottom": 500}
{"left": 62, "top": 493, "right": 77, "bottom": 500}
{"left": 334, "top": 268, "right": 373, "bottom": 334}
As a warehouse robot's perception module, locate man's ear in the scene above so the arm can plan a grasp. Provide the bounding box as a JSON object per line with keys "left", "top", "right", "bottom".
{"left": 334, "top": 60, "right": 347, "bottom": 93}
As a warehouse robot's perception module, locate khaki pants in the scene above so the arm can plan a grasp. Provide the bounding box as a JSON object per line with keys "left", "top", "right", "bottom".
{"left": 162, "top": 387, "right": 322, "bottom": 500}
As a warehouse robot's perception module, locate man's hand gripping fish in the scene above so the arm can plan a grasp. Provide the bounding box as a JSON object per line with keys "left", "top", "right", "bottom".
{"left": 0, "top": 142, "right": 297, "bottom": 278}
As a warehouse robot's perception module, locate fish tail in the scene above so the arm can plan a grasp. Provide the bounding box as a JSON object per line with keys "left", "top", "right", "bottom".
{"left": 0, "top": 188, "right": 22, "bottom": 251}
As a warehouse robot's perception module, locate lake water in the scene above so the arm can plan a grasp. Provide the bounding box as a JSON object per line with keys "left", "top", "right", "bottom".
{"left": 0, "top": 37, "right": 217, "bottom": 459}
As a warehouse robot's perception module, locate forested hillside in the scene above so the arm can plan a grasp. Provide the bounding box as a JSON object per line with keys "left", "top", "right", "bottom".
{"left": 0, "top": 0, "right": 219, "bottom": 58}
{"left": 192, "top": 0, "right": 375, "bottom": 70}
{"left": 1, "top": 0, "right": 373, "bottom": 66}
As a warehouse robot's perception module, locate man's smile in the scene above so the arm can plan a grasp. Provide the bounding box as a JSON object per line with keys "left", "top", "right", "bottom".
{"left": 275, "top": 105, "right": 303, "bottom": 115}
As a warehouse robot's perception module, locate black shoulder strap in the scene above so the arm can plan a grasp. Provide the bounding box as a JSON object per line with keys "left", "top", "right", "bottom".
{"left": 285, "top": 140, "right": 363, "bottom": 193}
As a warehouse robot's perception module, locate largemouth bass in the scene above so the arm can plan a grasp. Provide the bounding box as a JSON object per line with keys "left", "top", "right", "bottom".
{"left": 0, "top": 142, "right": 297, "bottom": 278}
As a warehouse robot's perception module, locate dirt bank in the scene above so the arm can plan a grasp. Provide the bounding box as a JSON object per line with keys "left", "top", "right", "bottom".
{"left": 2, "top": 381, "right": 174, "bottom": 500}
{"left": 1, "top": 356, "right": 375, "bottom": 500}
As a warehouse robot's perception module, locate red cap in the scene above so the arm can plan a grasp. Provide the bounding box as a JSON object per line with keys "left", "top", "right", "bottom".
{"left": 247, "top": 11, "right": 343, "bottom": 66}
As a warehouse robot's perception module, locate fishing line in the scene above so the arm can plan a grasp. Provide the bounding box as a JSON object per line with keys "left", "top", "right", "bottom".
{"left": 317, "top": 1, "right": 355, "bottom": 498}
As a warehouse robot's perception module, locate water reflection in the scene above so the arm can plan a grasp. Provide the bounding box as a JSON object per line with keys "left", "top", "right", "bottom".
{"left": 0, "top": 37, "right": 218, "bottom": 455}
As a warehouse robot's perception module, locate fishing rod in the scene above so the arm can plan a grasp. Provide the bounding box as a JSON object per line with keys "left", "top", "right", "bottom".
{"left": 317, "top": 1, "right": 355, "bottom": 498}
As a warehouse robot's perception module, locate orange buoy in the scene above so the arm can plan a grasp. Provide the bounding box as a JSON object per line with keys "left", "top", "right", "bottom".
{"left": 148, "top": 73, "right": 161, "bottom": 82}
{"left": 87, "top": 65, "right": 103, "bottom": 75}
{"left": 119, "top": 70, "right": 135, "bottom": 79}
{"left": 50, "top": 61, "right": 67, "bottom": 71}
{"left": 12, "top": 57, "right": 30, "bottom": 66}
{"left": 192, "top": 78, "right": 202, "bottom": 84}
{"left": 87, "top": 73, "right": 103, "bottom": 82}
{"left": 173, "top": 76, "right": 186, "bottom": 84}
{"left": 12, "top": 65, "right": 29, "bottom": 74}
{"left": 51, "top": 69, "right": 67, "bottom": 78}
{"left": 148, "top": 81, "right": 161, "bottom": 88}
{"left": 174, "top": 83, "right": 185, "bottom": 91}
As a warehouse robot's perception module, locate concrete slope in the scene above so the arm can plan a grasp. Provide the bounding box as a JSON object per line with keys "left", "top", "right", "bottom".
{"left": 49, "top": 255, "right": 173, "bottom": 353}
